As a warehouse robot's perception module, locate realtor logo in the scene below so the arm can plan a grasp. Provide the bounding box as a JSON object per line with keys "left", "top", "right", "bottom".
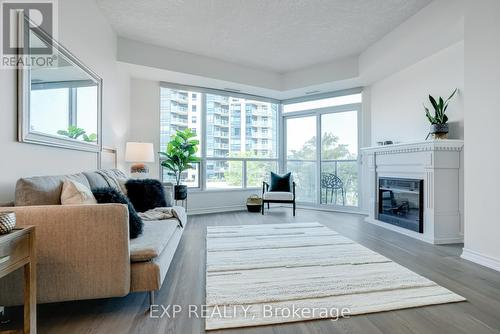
{"left": 1, "top": 0, "right": 58, "bottom": 68}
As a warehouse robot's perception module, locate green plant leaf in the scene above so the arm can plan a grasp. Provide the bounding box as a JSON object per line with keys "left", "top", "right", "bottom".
{"left": 446, "top": 88, "right": 458, "bottom": 103}
{"left": 429, "top": 95, "right": 439, "bottom": 112}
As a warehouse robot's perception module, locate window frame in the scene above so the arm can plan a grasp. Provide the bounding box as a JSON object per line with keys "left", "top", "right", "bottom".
{"left": 159, "top": 82, "right": 280, "bottom": 191}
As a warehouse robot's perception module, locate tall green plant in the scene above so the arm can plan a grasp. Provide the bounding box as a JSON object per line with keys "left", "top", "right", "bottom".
{"left": 424, "top": 89, "right": 457, "bottom": 125}
{"left": 159, "top": 129, "right": 200, "bottom": 186}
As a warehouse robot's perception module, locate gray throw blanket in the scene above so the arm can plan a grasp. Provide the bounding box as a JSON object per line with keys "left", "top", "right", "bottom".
{"left": 138, "top": 206, "right": 186, "bottom": 228}
{"left": 95, "top": 169, "right": 128, "bottom": 193}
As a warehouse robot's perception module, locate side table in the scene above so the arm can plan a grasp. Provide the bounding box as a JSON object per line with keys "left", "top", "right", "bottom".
{"left": 0, "top": 226, "right": 36, "bottom": 334}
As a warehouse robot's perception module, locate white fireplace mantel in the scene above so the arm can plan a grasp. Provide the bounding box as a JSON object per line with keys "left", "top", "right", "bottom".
{"left": 361, "top": 139, "right": 464, "bottom": 244}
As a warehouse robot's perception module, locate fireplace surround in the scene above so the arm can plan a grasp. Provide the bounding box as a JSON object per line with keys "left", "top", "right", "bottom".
{"left": 361, "top": 140, "right": 464, "bottom": 244}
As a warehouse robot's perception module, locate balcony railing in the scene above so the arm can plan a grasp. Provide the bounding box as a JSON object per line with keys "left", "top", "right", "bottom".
{"left": 214, "top": 119, "right": 229, "bottom": 126}
{"left": 286, "top": 159, "right": 359, "bottom": 207}
{"left": 171, "top": 117, "right": 188, "bottom": 125}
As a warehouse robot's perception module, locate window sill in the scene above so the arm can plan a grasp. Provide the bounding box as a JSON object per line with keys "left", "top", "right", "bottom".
{"left": 188, "top": 187, "right": 261, "bottom": 194}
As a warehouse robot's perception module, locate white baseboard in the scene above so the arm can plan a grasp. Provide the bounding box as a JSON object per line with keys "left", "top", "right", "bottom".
{"left": 188, "top": 205, "right": 246, "bottom": 215}
{"left": 461, "top": 248, "right": 500, "bottom": 272}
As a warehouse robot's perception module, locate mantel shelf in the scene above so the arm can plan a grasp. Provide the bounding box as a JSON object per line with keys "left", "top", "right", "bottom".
{"left": 361, "top": 139, "right": 464, "bottom": 154}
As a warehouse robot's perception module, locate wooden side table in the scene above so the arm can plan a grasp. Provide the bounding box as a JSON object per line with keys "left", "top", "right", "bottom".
{"left": 0, "top": 226, "right": 36, "bottom": 334}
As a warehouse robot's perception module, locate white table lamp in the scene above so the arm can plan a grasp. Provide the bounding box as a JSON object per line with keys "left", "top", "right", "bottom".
{"left": 125, "top": 142, "right": 155, "bottom": 175}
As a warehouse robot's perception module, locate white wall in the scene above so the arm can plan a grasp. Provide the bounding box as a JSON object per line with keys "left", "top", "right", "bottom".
{"left": 461, "top": 0, "right": 500, "bottom": 270}
{"left": 129, "top": 79, "right": 161, "bottom": 177}
{"left": 0, "top": 0, "right": 130, "bottom": 203}
{"left": 369, "top": 41, "right": 464, "bottom": 143}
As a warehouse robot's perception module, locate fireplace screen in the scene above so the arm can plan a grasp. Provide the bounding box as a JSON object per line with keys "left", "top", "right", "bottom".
{"left": 378, "top": 177, "right": 424, "bottom": 233}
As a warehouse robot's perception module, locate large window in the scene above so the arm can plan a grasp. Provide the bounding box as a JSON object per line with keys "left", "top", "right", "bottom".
{"left": 160, "top": 85, "right": 278, "bottom": 189}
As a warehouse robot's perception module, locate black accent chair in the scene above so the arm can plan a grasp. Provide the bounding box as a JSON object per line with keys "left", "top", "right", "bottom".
{"left": 261, "top": 181, "right": 296, "bottom": 216}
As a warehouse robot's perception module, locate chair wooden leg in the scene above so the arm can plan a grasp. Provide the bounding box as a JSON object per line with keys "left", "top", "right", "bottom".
{"left": 293, "top": 201, "right": 296, "bottom": 216}
{"left": 267, "top": 202, "right": 270, "bottom": 209}
{"left": 342, "top": 188, "right": 345, "bottom": 206}
{"left": 261, "top": 201, "right": 265, "bottom": 215}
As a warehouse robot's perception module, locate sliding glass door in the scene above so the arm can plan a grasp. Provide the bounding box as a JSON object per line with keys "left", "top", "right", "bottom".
{"left": 284, "top": 99, "right": 361, "bottom": 209}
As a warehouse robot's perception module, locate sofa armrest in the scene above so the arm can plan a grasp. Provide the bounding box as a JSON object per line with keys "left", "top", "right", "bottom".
{"left": 0, "top": 204, "right": 131, "bottom": 305}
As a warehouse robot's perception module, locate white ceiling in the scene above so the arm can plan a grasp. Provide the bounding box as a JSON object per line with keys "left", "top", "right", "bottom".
{"left": 97, "top": 0, "right": 432, "bottom": 73}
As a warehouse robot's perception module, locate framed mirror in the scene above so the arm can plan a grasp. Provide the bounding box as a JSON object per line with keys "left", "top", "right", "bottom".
{"left": 18, "top": 13, "right": 102, "bottom": 152}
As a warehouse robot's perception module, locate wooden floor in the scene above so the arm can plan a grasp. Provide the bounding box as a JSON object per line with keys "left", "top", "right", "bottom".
{"left": 3, "top": 208, "right": 500, "bottom": 334}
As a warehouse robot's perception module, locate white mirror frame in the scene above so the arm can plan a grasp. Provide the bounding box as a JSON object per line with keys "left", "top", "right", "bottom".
{"left": 17, "top": 13, "right": 103, "bottom": 153}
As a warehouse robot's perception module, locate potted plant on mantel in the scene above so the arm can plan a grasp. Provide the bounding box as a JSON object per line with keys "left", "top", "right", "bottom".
{"left": 424, "top": 88, "right": 457, "bottom": 139}
{"left": 159, "top": 129, "right": 200, "bottom": 200}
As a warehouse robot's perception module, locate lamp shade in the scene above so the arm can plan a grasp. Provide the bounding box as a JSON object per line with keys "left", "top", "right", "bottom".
{"left": 125, "top": 142, "right": 155, "bottom": 163}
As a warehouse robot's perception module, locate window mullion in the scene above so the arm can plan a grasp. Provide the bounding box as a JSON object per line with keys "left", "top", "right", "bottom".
{"left": 69, "top": 87, "right": 77, "bottom": 126}
{"left": 242, "top": 160, "right": 247, "bottom": 188}
{"left": 201, "top": 92, "right": 207, "bottom": 191}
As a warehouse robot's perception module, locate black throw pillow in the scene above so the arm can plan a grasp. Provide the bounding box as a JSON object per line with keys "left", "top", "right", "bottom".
{"left": 125, "top": 179, "right": 168, "bottom": 213}
{"left": 92, "top": 187, "right": 143, "bottom": 239}
{"left": 269, "top": 172, "right": 291, "bottom": 192}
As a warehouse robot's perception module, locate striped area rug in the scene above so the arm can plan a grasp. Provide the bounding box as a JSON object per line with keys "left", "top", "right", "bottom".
{"left": 205, "top": 222, "right": 465, "bottom": 330}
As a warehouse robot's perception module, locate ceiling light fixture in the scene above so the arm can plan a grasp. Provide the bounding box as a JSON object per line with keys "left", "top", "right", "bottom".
{"left": 305, "top": 90, "right": 320, "bottom": 95}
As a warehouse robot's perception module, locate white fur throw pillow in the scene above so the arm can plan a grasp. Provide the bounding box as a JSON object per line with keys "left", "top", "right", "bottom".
{"left": 61, "top": 180, "right": 97, "bottom": 205}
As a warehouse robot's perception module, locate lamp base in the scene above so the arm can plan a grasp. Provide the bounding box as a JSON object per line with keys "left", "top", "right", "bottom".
{"left": 130, "top": 163, "right": 149, "bottom": 174}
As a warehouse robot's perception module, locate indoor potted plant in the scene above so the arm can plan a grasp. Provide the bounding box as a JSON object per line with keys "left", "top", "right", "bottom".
{"left": 159, "top": 129, "right": 200, "bottom": 200}
{"left": 424, "top": 89, "right": 457, "bottom": 139}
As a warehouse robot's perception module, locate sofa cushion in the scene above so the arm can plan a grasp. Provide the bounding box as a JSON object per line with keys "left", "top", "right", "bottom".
{"left": 125, "top": 179, "right": 167, "bottom": 213}
{"left": 130, "top": 219, "right": 180, "bottom": 262}
{"left": 15, "top": 173, "right": 91, "bottom": 206}
{"left": 61, "top": 180, "right": 97, "bottom": 205}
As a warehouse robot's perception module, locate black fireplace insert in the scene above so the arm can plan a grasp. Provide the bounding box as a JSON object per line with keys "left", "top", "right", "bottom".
{"left": 378, "top": 177, "right": 424, "bottom": 233}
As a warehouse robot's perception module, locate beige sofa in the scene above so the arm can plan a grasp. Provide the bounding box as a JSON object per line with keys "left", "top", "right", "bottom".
{"left": 0, "top": 170, "right": 186, "bottom": 306}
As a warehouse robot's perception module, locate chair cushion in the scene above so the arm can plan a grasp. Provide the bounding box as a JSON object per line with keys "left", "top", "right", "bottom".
{"left": 15, "top": 173, "right": 91, "bottom": 206}
{"left": 263, "top": 191, "right": 294, "bottom": 201}
{"left": 269, "top": 172, "right": 291, "bottom": 192}
{"left": 130, "top": 219, "right": 180, "bottom": 262}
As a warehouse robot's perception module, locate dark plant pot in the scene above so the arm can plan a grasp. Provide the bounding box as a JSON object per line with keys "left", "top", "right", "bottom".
{"left": 174, "top": 185, "right": 188, "bottom": 200}
{"left": 430, "top": 123, "right": 449, "bottom": 134}
{"left": 430, "top": 123, "right": 449, "bottom": 139}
